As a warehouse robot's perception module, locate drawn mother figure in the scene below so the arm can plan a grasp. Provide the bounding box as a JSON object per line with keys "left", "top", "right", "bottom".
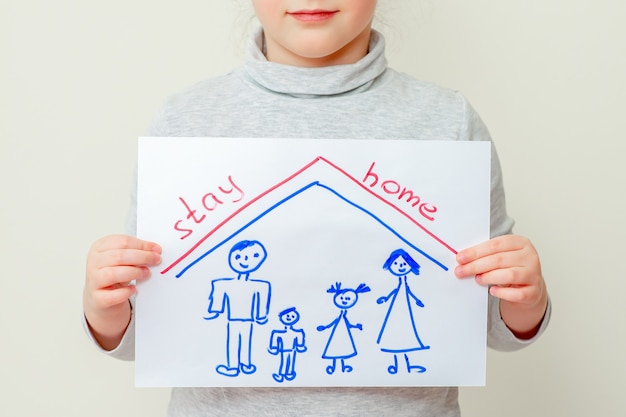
{"left": 376, "top": 249, "right": 430, "bottom": 374}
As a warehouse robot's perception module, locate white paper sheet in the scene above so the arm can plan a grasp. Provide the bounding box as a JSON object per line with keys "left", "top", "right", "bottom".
{"left": 136, "top": 137, "right": 491, "bottom": 387}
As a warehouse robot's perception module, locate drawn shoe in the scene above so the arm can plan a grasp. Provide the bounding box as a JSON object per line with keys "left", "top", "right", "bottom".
{"left": 240, "top": 363, "right": 257, "bottom": 374}
{"left": 272, "top": 373, "right": 284, "bottom": 383}
{"left": 284, "top": 372, "right": 296, "bottom": 381}
{"left": 216, "top": 365, "right": 239, "bottom": 377}
{"left": 404, "top": 354, "right": 426, "bottom": 373}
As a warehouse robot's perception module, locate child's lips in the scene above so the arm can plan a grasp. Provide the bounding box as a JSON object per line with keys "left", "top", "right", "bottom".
{"left": 288, "top": 9, "right": 338, "bottom": 22}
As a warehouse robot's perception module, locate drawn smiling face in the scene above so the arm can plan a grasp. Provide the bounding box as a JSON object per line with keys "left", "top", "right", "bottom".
{"left": 389, "top": 255, "right": 409, "bottom": 276}
{"left": 279, "top": 308, "right": 300, "bottom": 326}
{"left": 228, "top": 242, "right": 267, "bottom": 274}
{"left": 334, "top": 290, "right": 358, "bottom": 309}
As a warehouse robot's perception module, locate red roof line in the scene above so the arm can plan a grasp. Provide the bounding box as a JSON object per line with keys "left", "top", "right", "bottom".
{"left": 160, "top": 156, "right": 456, "bottom": 275}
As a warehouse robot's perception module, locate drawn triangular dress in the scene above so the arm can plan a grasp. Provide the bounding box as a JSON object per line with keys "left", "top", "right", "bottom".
{"left": 377, "top": 277, "right": 428, "bottom": 352}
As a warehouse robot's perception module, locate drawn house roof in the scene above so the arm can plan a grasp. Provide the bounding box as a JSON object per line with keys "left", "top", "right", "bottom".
{"left": 161, "top": 157, "right": 458, "bottom": 278}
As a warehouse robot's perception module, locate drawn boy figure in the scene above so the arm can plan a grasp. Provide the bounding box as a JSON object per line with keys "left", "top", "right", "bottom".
{"left": 268, "top": 307, "right": 307, "bottom": 383}
{"left": 204, "top": 240, "right": 271, "bottom": 377}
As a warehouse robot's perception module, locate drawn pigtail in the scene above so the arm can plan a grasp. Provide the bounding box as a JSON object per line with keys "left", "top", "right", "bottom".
{"left": 326, "top": 282, "right": 342, "bottom": 294}
{"left": 355, "top": 283, "right": 371, "bottom": 294}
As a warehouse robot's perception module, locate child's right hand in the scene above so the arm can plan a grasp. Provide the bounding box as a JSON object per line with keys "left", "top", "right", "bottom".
{"left": 83, "top": 234, "right": 161, "bottom": 350}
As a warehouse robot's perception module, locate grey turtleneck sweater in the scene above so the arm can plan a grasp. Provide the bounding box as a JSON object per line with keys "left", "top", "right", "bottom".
{"left": 86, "top": 28, "right": 550, "bottom": 417}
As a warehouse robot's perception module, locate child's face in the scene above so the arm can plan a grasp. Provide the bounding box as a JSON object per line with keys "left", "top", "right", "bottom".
{"left": 334, "top": 290, "right": 358, "bottom": 309}
{"left": 280, "top": 309, "right": 300, "bottom": 325}
{"left": 252, "top": 0, "right": 377, "bottom": 67}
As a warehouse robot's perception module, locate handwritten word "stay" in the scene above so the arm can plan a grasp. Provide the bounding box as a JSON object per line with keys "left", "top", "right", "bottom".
{"left": 174, "top": 176, "right": 244, "bottom": 239}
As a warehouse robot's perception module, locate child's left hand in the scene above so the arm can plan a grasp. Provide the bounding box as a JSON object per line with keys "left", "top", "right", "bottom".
{"left": 454, "top": 235, "right": 548, "bottom": 339}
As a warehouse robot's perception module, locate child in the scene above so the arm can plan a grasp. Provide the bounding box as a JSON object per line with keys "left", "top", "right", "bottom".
{"left": 268, "top": 307, "right": 307, "bottom": 383}
{"left": 317, "top": 282, "right": 370, "bottom": 375}
{"left": 83, "top": 1, "right": 550, "bottom": 416}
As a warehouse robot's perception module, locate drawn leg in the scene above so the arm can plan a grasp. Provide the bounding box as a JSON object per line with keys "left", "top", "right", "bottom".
{"left": 239, "top": 322, "right": 256, "bottom": 374}
{"left": 216, "top": 322, "right": 240, "bottom": 377}
{"left": 387, "top": 354, "right": 399, "bottom": 374}
{"left": 277, "top": 351, "right": 287, "bottom": 377}
{"left": 326, "top": 359, "right": 337, "bottom": 375}
{"left": 404, "top": 353, "right": 426, "bottom": 373}
{"left": 341, "top": 359, "right": 353, "bottom": 373}
{"left": 285, "top": 350, "right": 297, "bottom": 381}
{"left": 228, "top": 322, "right": 240, "bottom": 368}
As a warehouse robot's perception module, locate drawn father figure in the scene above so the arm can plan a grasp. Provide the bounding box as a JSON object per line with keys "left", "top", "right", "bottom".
{"left": 204, "top": 240, "right": 271, "bottom": 377}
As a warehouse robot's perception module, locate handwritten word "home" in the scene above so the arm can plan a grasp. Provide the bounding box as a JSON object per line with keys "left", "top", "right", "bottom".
{"left": 174, "top": 176, "right": 245, "bottom": 239}
{"left": 362, "top": 162, "right": 437, "bottom": 221}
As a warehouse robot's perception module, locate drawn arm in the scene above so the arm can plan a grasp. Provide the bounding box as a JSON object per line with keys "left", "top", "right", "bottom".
{"left": 268, "top": 330, "right": 283, "bottom": 355}
{"left": 295, "top": 329, "right": 307, "bottom": 352}
{"left": 253, "top": 280, "right": 271, "bottom": 324}
{"left": 406, "top": 285, "right": 424, "bottom": 307}
{"left": 317, "top": 316, "right": 340, "bottom": 331}
{"left": 344, "top": 315, "right": 363, "bottom": 331}
{"left": 204, "top": 279, "right": 227, "bottom": 320}
{"left": 377, "top": 287, "right": 398, "bottom": 305}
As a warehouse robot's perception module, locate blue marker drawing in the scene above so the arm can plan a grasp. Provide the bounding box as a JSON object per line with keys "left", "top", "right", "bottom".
{"left": 268, "top": 307, "right": 307, "bottom": 383}
{"left": 204, "top": 240, "right": 271, "bottom": 377}
{"left": 317, "top": 282, "right": 371, "bottom": 375}
{"left": 163, "top": 156, "right": 457, "bottom": 279}
{"left": 377, "top": 249, "right": 430, "bottom": 374}
{"left": 173, "top": 181, "right": 448, "bottom": 278}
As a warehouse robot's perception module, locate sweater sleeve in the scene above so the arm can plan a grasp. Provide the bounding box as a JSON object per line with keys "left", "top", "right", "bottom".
{"left": 83, "top": 195, "right": 139, "bottom": 360}
{"left": 82, "top": 298, "right": 136, "bottom": 361}
{"left": 457, "top": 94, "right": 515, "bottom": 238}
{"left": 82, "top": 107, "right": 162, "bottom": 360}
{"left": 461, "top": 95, "right": 551, "bottom": 351}
{"left": 488, "top": 294, "right": 552, "bottom": 351}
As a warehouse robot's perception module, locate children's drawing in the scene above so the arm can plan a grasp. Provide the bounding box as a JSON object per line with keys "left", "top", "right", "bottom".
{"left": 203, "top": 240, "right": 271, "bottom": 377}
{"left": 268, "top": 307, "right": 307, "bottom": 383}
{"left": 161, "top": 156, "right": 451, "bottom": 279}
{"left": 377, "top": 249, "right": 430, "bottom": 374}
{"left": 136, "top": 137, "right": 492, "bottom": 387}
{"left": 317, "top": 282, "right": 371, "bottom": 375}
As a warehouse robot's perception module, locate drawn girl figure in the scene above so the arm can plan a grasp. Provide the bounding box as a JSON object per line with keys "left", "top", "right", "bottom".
{"left": 377, "top": 249, "right": 430, "bottom": 374}
{"left": 268, "top": 307, "right": 307, "bottom": 383}
{"left": 317, "top": 282, "right": 370, "bottom": 375}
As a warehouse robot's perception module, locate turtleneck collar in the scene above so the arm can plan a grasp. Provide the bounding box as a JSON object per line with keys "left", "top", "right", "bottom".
{"left": 242, "top": 27, "right": 388, "bottom": 98}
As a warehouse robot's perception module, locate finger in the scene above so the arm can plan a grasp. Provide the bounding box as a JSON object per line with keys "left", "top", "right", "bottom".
{"left": 457, "top": 235, "right": 528, "bottom": 265}
{"left": 92, "top": 234, "right": 161, "bottom": 254}
{"left": 91, "top": 265, "right": 151, "bottom": 289}
{"left": 91, "top": 284, "right": 137, "bottom": 310}
{"left": 475, "top": 266, "right": 529, "bottom": 288}
{"left": 455, "top": 249, "right": 523, "bottom": 279}
{"left": 91, "top": 247, "right": 162, "bottom": 270}
{"left": 488, "top": 284, "right": 536, "bottom": 304}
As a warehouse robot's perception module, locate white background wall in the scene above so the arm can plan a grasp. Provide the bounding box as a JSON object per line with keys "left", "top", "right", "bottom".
{"left": 2, "top": 0, "right": 624, "bottom": 415}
